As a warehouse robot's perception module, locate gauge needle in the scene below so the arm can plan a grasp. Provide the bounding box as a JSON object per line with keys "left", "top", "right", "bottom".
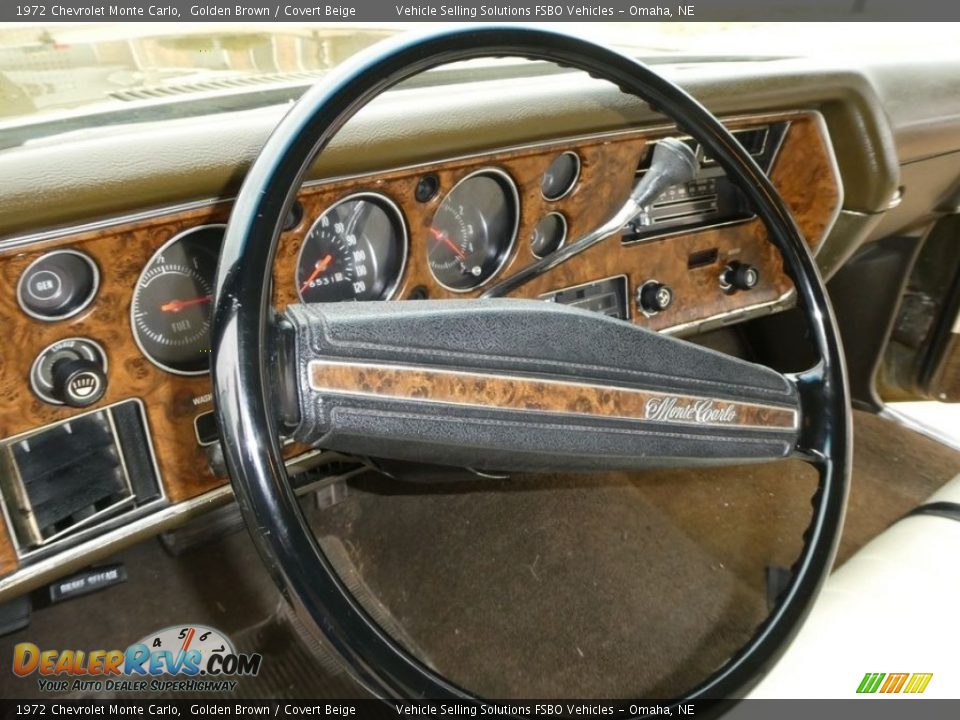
{"left": 429, "top": 227, "right": 465, "bottom": 260}
{"left": 300, "top": 254, "right": 333, "bottom": 291}
{"left": 160, "top": 295, "right": 212, "bottom": 313}
{"left": 180, "top": 627, "right": 196, "bottom": 653}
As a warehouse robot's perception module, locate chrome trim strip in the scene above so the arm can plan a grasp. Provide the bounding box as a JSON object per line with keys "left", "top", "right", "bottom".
{"left": 300, "top": 111, "right": 815, "bottom": 193}
{"left": 0, "top": 484, "right": 232, "bottom": 604}
{"left": 0, "top": 197, "right": 226, "bottom": 252}
{"left": 663, "top": 289, "right": 797, "bottom": 338}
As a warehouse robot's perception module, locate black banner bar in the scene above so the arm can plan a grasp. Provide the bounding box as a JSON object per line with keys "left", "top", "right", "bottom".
{"left": 3, "top": 0, "right": 960, "bottom": 23}
{"left": 3, "top": 700, "right": 960, "bottom": 720}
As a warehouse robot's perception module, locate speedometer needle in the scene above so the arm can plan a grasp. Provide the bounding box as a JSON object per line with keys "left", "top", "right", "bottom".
{"left": 300, "top": 254, "right": 333, "bottom": 292}
{"left": 160, "top": 295, "right": 212, "bottom": 313}
{"left": 429, "top": 227, "right": 465, "bottom": 260}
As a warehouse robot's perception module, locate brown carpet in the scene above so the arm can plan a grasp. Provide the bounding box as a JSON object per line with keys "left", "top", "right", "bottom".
{"left": 317, "top": 474, "right": 769, "bottom": 698}
{"left": 838, "top": 410, "right": 959, "bottom": 564}
{"left": 311, "top": 409, "right": 960, "bottom": 698}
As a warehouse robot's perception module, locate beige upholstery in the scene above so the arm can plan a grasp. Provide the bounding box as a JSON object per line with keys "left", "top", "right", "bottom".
{"left": 748, "top": 474, "right": 960, "bottom": 698}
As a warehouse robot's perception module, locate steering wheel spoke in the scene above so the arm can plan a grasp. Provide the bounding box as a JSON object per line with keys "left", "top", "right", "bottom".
{"left": 787, "top": 363, "right": 840, "bottom": 467}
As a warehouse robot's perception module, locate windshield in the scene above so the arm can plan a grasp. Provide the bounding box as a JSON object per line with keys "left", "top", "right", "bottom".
{"left": 0, "top": 22, "right": 956, "bottom": 135}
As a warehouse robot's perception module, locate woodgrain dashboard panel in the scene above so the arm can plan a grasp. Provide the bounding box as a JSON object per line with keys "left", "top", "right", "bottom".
{"left": 0, "top": 111, "right": 840, "bottom": 578}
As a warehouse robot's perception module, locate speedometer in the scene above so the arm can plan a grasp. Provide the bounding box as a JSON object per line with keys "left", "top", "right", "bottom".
{"left": 296, "top": 193, "right": 407, "bottom": 303}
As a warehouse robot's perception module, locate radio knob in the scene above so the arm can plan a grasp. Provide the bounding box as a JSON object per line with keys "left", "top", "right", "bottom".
{"left": 637, "top": 281, "right": 674, "bottom": 315}
{"left": 51, "top": 358, "right": 107, "bottom": 408}
{"left": 720, "top": 262, "right": 759, "bottom": 291}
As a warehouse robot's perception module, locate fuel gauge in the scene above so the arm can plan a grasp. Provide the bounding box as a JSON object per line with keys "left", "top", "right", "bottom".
{"left": 130, "top": 225, "right": 223, "bottom": 376}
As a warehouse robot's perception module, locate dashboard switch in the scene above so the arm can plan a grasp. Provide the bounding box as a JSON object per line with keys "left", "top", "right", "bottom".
{"left": 30, "top": 338, "right": 108, "bottom": 406}
{"left": 720, "top": 262, "right": 760, "bottom": 292}
{"left": 637, "top": 280, "right": 674, "bottom": 315}
{"left": 51, "top": 358, "right": 107, "bottom": 408}
{"left": 17, "top": 250, "right": 99, "bottom": 321}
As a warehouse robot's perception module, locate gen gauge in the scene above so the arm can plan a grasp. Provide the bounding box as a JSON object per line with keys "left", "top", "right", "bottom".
{"left": 296, "top": 193, "right": 407, "bottom": 303}
{"left": 131, "top": 225, "right": 224, "bottom": 375}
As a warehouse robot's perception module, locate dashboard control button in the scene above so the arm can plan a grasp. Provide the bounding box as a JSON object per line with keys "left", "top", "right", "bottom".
{"left": 415, "top": 173, "right": 440, "bottom": 203}
{"left": 530, "top": 213, "right": 567, "bottom": 258}
{"left": 17, "top": 250, "right": 99, "bottom": 321}
{"left": 720, "top": 262, "right": 760, "bottom": 291}
{"left": 50, "top": 358, "right": 107, "bottom": 408}
{"left": 637, "top": 280, "right": 674, "bottom": 315}
{"left": 541, "top": 151, "right": 581, "bottom": 201}
{"left": 194, "top": 411, "right": 219, "bottom": 446}
{"left": 30, "top": 338, "right": 108, "bottom": 406}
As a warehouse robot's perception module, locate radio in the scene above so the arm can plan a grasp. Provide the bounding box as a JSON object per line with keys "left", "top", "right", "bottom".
{"left": 623, "top": 123, "right": 787, "bottom": 244}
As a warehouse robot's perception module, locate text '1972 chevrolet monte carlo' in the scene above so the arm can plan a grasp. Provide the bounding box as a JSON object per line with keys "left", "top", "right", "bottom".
{"left": 0, "top": 12, "right": 959, "bottom": 714}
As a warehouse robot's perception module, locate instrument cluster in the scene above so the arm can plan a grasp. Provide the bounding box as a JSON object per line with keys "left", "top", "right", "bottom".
{"left": 6, "top": 115, "right": 833, "bottom": 395}
{"left": 120, "top": 155, "right": 577, "bottom": 377}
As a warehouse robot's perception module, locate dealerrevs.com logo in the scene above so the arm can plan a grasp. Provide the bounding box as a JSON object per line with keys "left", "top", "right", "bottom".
{"left": 12, "top": 624, "right": 262, "bottom": 693}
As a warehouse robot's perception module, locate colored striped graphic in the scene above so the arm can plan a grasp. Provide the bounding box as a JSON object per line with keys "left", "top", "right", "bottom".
{"left": 857, "top": 672, "right": 933, "bottom": 694}
{"left": 904, "top": 673, "right": 934, "bottom": 693}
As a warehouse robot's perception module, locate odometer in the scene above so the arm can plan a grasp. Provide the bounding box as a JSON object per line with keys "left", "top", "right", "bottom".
{"left": 130, "top": 225, "right": 223, "bottom": 376}
{"left": 296, "top": 193, "right": 407, "bottom": 303}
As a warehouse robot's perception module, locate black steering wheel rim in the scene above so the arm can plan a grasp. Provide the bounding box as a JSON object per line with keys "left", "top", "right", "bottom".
{"left": 212, "top": 25, "right": 850, "bottom": 708}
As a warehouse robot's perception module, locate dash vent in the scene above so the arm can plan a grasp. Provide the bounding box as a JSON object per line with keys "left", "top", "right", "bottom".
{"left": 108, "top": 71, "right": 325, "bottom": 102}
{"left": 0, "top": 400, "right": 162, "bottom": 557}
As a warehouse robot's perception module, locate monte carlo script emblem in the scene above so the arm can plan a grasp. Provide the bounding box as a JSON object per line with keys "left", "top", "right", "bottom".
{"left": 644, "top": 397, "right": 738, "bottom": 425}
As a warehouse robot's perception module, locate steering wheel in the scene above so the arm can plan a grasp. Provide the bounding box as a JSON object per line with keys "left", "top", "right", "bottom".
{"left": 212, "top": 26, "right": 850, "bottom": 706}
